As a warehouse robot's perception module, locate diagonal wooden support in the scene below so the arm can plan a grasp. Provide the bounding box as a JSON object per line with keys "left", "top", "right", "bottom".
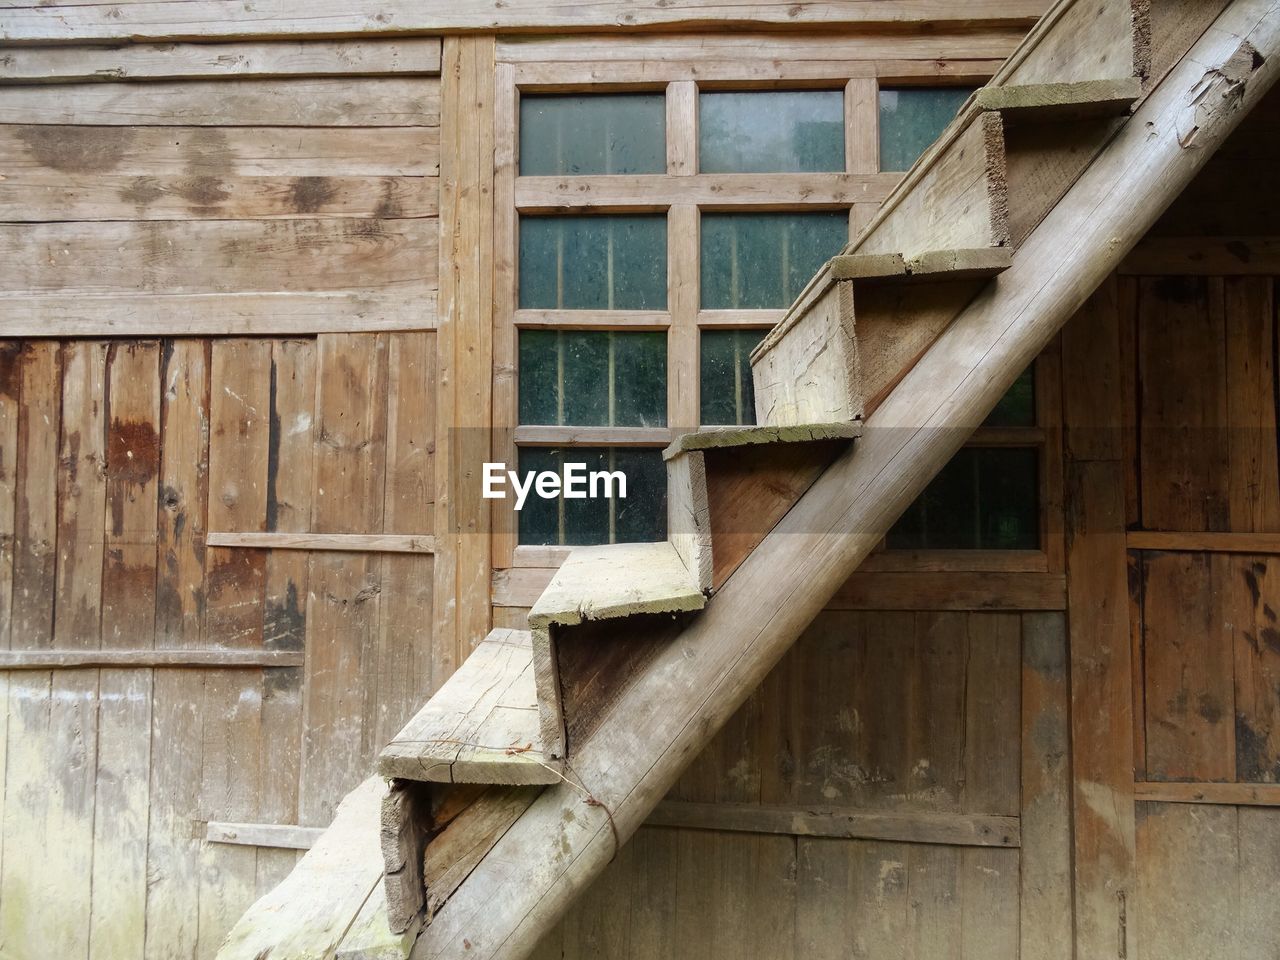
{"left": 411, "top": 6, "right": 1280, "bottom": 957}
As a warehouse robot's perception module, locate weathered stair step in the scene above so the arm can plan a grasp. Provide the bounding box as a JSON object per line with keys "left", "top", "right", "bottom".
{"left": 666, "top": 423, "right": 861, "bottom": 593}
{"left": 377, "top": 628, "right": 562, "bottom": 786}
{"left": 530, "top": 541, "right": 706, "bottom": 761}
{"left": 976, "top": 78, "right": 1143, "bottom": 122}
{"left": 750, "top": 248, "right": 1012, "bottom": 427}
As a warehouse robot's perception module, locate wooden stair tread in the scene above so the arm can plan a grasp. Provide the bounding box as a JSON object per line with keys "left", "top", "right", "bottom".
{"left": 377, "top": 628, "right": 561, "bottom": 786}
{"left": 663, "top": 422, "right": 860, "bottom": 459}
{"left": 829, "top": 247, "right": 1012, "bottom": 283}
{"left": 529, "top": 541, "right": 706, "bottom": 629}
{"left": 976, "top": 78, "right": 1142, "bottom": 121}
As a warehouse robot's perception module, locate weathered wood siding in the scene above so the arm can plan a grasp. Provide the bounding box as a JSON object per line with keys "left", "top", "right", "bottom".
{"left": 0, "top": 52, "right": 440, "bottom": 959}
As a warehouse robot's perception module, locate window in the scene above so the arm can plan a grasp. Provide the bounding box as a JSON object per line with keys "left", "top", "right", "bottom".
{"left": 700, "top": 329, "right": 763, "bottom": 426}
{"left": 888, "top": 368, "right": 1044, "bottom": 551}
{"left": 498, "top": 77, "right": 994, "bottom": 558}
{"left": 519, "top": 330, "right": 667, "bottom": 428}
{"left": 517, "top": 447, "right": 667, "bottom": 546}
{"left": 699, "top": 91, "right": 844, "bottom": 173}
{"left": 519, "top": 94, "right": 666, "bottom": 175}
{"left": 701, "top": 212, "right": 849, "bottom": 310}
{"left": 878, "top": 87, "right": 975, "bottom": 172}
{"left": 518, "top": 215, "right": 667, "bottom": 311}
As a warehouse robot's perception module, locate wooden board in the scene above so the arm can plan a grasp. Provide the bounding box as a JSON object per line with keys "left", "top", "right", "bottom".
{"left": 216, "top": 776, "right": 387, "bottom": 960}
{"left": 378, "top": 629, "right": 561, "bottom": 785}
{"left": 0, "top": 3, "right": 1047, "bottom": 43}
{"left": 751, "top": 280, "right": 862, "bottom": 427}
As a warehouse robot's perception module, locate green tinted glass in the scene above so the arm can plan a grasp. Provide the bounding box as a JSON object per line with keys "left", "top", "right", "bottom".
{"left": 700, "top": 329, "right": 764, "bottom": 426}
{"left": 699, "top": 91, "right": 844, "bottom": 173}
{"left": 984, "top": 368, "right": 1036, "bottom": 427}
{"left": 519, "top": 330, "right": 666, "bottom": 427}
{"left": 878, "top": 87, "right": 975, "bottom": 173}
{"left": 887, "top": 446, "right": 1039, "bottom": 550}
{"left": 519, "top": 94, "right": 665, "bottom": 175}
{"left": 700, "top": 212, "right": 848, "bottom": 310}
{"left": 519, "top": 215, "right": 667, "bottom": 310}
{"left": 517, "top": 446, "right": 667, "bottom": 545}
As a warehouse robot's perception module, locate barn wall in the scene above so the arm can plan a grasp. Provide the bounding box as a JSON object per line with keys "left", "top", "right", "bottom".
{"left": 0, "top": 53, "right": 441, "bottom": 958}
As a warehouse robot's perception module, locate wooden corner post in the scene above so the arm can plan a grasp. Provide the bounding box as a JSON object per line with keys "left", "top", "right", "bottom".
{"left": 435, "top": 36, "right": 497, "bottom": 683}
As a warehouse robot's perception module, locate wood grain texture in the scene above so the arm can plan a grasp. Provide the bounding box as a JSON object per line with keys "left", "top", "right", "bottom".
{"left": 0, "top": 3, "right": 1046, "bottom": 43}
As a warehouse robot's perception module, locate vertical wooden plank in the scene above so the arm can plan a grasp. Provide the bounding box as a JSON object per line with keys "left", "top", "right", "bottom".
{"left": 1139, "top": 551, "right": 1236, "bottom": 781}
{"left": 147, "top": 338, "right": 210, "bottom": 960}
{"left": 959, "top": 846, "right": 1020, "bottom": 960}
{"left": 561, "top": 833, "right": 635, "bottom": 960}
{"left": 962, "top": 612, "right": 1020, "bottom": 817}
{"left": 1135, "top": 803, "right": 1241, "bottom": 957}
{"left": 906, "top": 611, "right": 967, "bottom": 813}
{"left": 1230, "top": 554, "right": 1280, "bottom": 783}
{"left": 490, "top": 62, "right": 519, "bottom": 575}
{"left": 303, "top": 332, "right": 388, "bottom": 826}
{"left": 0, "top": 343, "right": 83, "bottom": 956}
{"left": 905, "top": 844, "right": 963, "bottom": 960}
{"left": 256, "top": 337, "right": 315, "bottom": 893}
{"left": 1062, "top": 278, "right": 1137, "bottom": 960}
{"left": 200, "top": 338, "right": 271, "bottom": 953}
{"left": 845, "top": 77, "right": 879, "bottom": 175}
{"left": 375, "top": 332, "right": 436, "bottom": 750}
{"left": 93, "top": 341, "right": 161, "bottom": 960}
{"left": 1137, "top": 276, "right": 1230, "bottom": 532}
{"left": 625, "top": 826, "right": 679, "bottom": 959}
{"left": 1020, "top": 612, "right": 1074, "bottom": 960}
{"left": 667, "top": 79, "right": 698, "bottom": 177}
{"left": 435, "top": 35, "right": 496, "bottom": 681}
{"left": 1224, "top": 276, "right": 1280, "bottom": 533}
{"left": 0, "top": 344, "right": 18, "bottom": 902}
{"left": 669, "top": 203, "right": 699, "bottom": 433}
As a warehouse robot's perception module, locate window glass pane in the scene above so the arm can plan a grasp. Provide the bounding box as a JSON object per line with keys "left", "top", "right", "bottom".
{"left": 517, "top": 446, "right": 666, "bottom": 545}
{"left": 700, "top": 329, "right": 764, "bottom": 426}
{"left": 984, "top": 368, "right": 1036, "bottom": 428}
{"left": 699, "top": 91, "right": 844, "bottom": 173}
{"left": 887, "top": 446, "right": 1039, "bottom": 550}
{"left": 878, "top": 87, "right": 975, "bottom": 173}
{"left": 519, "top": 94, "right": 665, "bottom": 176}
{"left": 700, "top": 212, "right": 847, "bottom": 310}
{"left": 519, "top": 330, "right": 666, "bottom": 427}
{"left": 519, "top": 215, "right": 667, "bottom": 310}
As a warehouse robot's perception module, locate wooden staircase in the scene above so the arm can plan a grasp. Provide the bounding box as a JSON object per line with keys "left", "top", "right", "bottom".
{"left": 217, "top": 1, "right": 1275, "bottom": 956}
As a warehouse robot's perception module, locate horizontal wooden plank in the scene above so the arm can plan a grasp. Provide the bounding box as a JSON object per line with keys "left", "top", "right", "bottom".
{"left": 494, "top": 567, "right": 1069, "bottom": 611}
{"left": 1119, "top": 236, "right": 1280, "bottom": 275}
{"left": 206, "top": 821, "right": 325, "bottom": 850}
{"left": 857, "top": 549, "right": 1049, "bottom": 573}
{"left": 0, "top": 5, "right": 1045, "bottom": 44}
{"left": 513, "top": 309, "right": 669, "bottom": 329}
{"left": 511, "top": 57, "right": 1006, "bottom": 87}
{"left": 498, "top": 30, "right": 1027, "bottom": 64}
{"left": 1134, "top": 782, "right": 1280, "bottom": 807}
{"left": 828, "top": 571, "right": 1068, "bottom": 610}
{"left": 0, "top": 125, "right": 439, "bottom": 177}
{"left": 207, "top": 532, "right": 436, "bottom": 553}
{"left": 1, "top": 173, "right": 436, "bottom": 221}
{"left": 1127, "top": 531, "right": 1280, "bottom": 554}
{"left": 646, "top": 801, "right": 1021, "bottom": 847}
{"left": 0, "top": 649, "right": 304, "bottom": 669}
{"left": 696, "top": 309, "right": 784, "bottom": 328}
{"left": 0, "top": 292, "right": 436, "bottom": 336}
{"left": 2, "top": 219, "right": 436, "bottom": 295}
{"left": 0, "top": 38, "right": 442, "bottom": 83}
{"left": 0, "top": 77, "right": 438, "bottom": 126}
{"left": 513, "top": 425, "right": 674, "bottom": 446}
{"left": 514, "top": 173, "right": 898, "bottom": 211}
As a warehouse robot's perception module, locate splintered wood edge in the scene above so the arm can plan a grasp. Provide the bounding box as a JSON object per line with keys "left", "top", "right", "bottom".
{"left": 905, "top": 246, "right": 1013, "bottom": 280}
{"left": 663, "top": 422, "right": 862, "bottom": 459}
{"left": 975, "top": 78, "right": 1142, "bottom": 120}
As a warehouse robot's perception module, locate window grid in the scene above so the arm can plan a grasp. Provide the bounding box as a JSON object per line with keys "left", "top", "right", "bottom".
{"left": 493, "top": 68, "right": 1002, "bottom": 564}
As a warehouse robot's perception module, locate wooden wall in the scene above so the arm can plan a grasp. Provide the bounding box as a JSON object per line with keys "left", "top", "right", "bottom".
{"left": 0, "top": 48, "right": 441, "bottom": 959}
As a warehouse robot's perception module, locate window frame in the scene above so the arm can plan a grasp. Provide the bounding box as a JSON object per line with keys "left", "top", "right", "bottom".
{"left": 491, "top": 51, "right": 1000, "bottom": 568}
